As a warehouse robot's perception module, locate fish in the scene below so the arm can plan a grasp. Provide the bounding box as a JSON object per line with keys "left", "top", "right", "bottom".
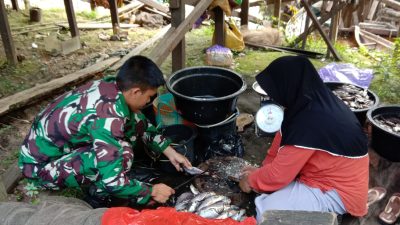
{"left": 190, "top": 184, "right": 200, "bottom": 195}
{"left": 231, "top": 209, "right": 246, "bottom": 221}
{"left": 175, "top": 192, "right": 194, "bottom": 211}
{"left": 197, "top": 201, "right": 231, "bottom": 219}
{"left": 215, "top": 207, "right": 239, "bottom": 219}
{"left": 187, "top": 192, "right": 216, "bottom": 212}
{"left": 196, "top": 195, "right": 231, "bottom": 212}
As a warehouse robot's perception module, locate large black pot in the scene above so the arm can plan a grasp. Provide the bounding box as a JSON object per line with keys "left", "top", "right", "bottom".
{"left": 166, "top": 66, "right": 247, "bottom": 125}
{"left": 367, "top": 105, "right": 400, "bottom": 162}
{"left": 324, "top": 82, "right": 379, "bottom": 125}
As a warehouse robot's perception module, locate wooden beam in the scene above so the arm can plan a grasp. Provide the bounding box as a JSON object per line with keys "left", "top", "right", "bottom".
{"left": 327, "top": 9, "right": 341, "bottom": 58}
{"left": 301, "top": 16, "right": 310, "bottom": 49}
{"left": 184, "top": 0, "right": 199, "bottom": 6}
{"left": 149, "top": 0, "right": 213, "bottom": 66}
{"left": 241, "top": 0, "right": 249, "bottom": 26}
{"left": 381, "top": 0, "right": 400, "bottom": 10}
{"left": 138, "top": 0, "right": 169, "bottom": 14}
{"left": 170, "top": 0, "right": 180, "bottom": 9}
{"left": 294, "top": 0, "right": 347, "bottom": 46}
{"left": 109, "top": 0, "right": 120, "bottom": 35}
{"left": 171, "top": 0, "right": 186, "bottom": 72}
{"left": 64, "top": 0, "right": 79, "bottom": 37}
{"left": 214, "top": 7, "right": 225, "bottom": 46}
{"left": 57, "top": 22, "right": 139, "bottom": 30}
{"left": 0, "top": 57, "right": 119, "bottom": 117}
{"left": 143, "top": 6, "right": 171, "bottom": 20}
{"left": 0, "top": 0, "right": 17, "bottom": 65}
{"left": 11, "top": 0, "right": 19, "bottom": 11}
{"left": 301, "top": 0, "right": 341, "bottom": 60}
{"left": 109, "top": 25, "right": 171, "bottom": 71}
{"left": 367, "top": 0, "right": 379, "bottom": 20}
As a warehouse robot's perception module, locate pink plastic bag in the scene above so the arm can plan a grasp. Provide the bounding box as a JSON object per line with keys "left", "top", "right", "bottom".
{"left": 102, "top": 207, "right": 257, "bottom": 225}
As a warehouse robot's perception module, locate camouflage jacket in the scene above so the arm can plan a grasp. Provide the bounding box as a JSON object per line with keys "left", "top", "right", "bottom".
{"left": 19, "top": 77, "right": 171, "bottom": 204}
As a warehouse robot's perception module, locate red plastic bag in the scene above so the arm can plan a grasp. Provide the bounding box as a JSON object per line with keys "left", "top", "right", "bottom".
{"left": 101, "top": 207, "right": 257, "bottom": 225}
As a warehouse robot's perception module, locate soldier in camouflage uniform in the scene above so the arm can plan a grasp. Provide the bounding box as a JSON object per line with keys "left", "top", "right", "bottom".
{"left": 18, "top": 56, "right": 191, "bottom": 206}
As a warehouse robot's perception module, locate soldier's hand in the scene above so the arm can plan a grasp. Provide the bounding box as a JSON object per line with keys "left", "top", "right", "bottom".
{"left": 163, "top": 146, "right": 192, "bottom": 171}
{"left": 151, "top": 183, "right": 175, "bottom": 203}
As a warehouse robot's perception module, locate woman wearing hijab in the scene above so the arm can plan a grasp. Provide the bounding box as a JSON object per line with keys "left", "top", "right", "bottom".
{"left": 239, "top": 56, "right": 369, "bottom": 223}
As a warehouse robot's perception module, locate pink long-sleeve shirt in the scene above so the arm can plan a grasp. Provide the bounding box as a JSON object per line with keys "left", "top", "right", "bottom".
{"left": 248, "top": 132, "right": 369, "bottom": 216}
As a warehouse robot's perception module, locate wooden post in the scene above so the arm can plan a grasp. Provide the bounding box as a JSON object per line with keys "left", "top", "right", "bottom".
{"left": 301, "top": 0, "right": 341, "bottom": 60}
{"left": 64, "top": 0, "right": 79, "bottom": 37}
{"left": 327, "top": 9, "right": 341, "bottom": 58}
{"left": 149, "top": 0, "right": 213, "bottom": 66}
{"left": 109, "top": 0, "right": 120, "bottom": 35}
{"left": 171, "top": 0, "right": 185, "bottom": 72}
{"left": 0, "top": 0, "right": 18, "bottom": 65}
{"left": 11, "top": 0, "right": 19, "bottom": 11}
{"left": 241, "top": 0, "right": 249, "bottom": 26}
{"left": 273, "top": 0, "right": 281, "bottom": 27}
{"left": 301, "top": 0, "right": 311, "bottom": 49}
{"left": 214, "top": 6, "right": 225, "bottom": 46}
{"left": 301, "top": 17, "right": 310, "bottom": 49}
{"left": 24, "top": 0, "right": 30, "bottom": 10}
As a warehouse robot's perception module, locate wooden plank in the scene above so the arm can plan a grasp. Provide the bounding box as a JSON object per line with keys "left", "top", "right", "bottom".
{"left": 11, "top": 0, "right": 19, "bottom": 11}
{"left": 1, "top": 162, "right": 21, "bottom": 194}
{"left": 327, "top": 9, "right": 341, "bottom": 58}
{"left": 171, "top": 0, "right": 186, "bottom": 72}
{"left": 12, "top": 26, "right": 59, "bottom": 36}
{"left": 301, "top": 0, "right": 341, "bottom": 60}
{"left": 367, "top": 0, "right": 379, "bottom": 20}
{"left": 241, "top": 0, "right": 249, "bottom": 26}
{"left": 57, "top": 23, "right": 139, "bottom": 29}
{"left": 109, "top": 25, "right": 171, "bottom": 71}
{"left": 261, "top": 210, "right": 338, "bottom": 225}
{"left": 381, "top": 0, "right": 400, "bottom": 10}
{"left": 0, "top": 0, "right": 17, "bottom": 65}
{"left": 64, "top": 0, "right": 79, "bottom": 37}
{"left": 149, "top": 0, "right": 213, "bottom": 66}
{"left": 109, "top": 0, "right": 120, "bottom": 35}
{"left": 360, "top": 28, "right": 394, "bottom": 50}
{"left": 0, "top": 57, "right": 120, "bottom": 117}
{"left": 143, "top": 6, "right": 171, "bottom": 19}
{"left": 138, "top": 0, "right": 169, "bottom": 14}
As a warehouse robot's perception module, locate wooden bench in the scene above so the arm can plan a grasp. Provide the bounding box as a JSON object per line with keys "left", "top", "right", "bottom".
{"left": 260, "top": 210, "right": 338, "bottom": 225}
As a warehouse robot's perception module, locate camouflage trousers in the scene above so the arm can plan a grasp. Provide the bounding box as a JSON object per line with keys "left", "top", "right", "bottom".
{"left": 23, "top": 146, "right": 99, "bottom": 191}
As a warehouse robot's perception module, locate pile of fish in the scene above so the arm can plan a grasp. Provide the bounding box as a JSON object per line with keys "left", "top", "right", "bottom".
{"left": 330, "top": 84, "right": 374, "bottom": 110}
{"left": 374, "top": 114, "right": 400, "bottom": 135}
{"left": 175, "top": 185, "right": 247, "bottom": 221}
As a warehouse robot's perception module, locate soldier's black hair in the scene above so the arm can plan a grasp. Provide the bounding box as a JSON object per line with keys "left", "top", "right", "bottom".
{"left": 116, "top": 55, "right": 165, "bottom": 91}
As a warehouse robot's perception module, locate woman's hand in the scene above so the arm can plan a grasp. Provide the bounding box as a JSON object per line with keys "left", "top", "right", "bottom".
{"left": 239, "top": 173, "right": 252, "bottom": 193}
{"left": 163, "top": 146, "right": 192, "bottom": 171}
{"left": 241, "top": 166, "right": 258, "bottom": 176}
